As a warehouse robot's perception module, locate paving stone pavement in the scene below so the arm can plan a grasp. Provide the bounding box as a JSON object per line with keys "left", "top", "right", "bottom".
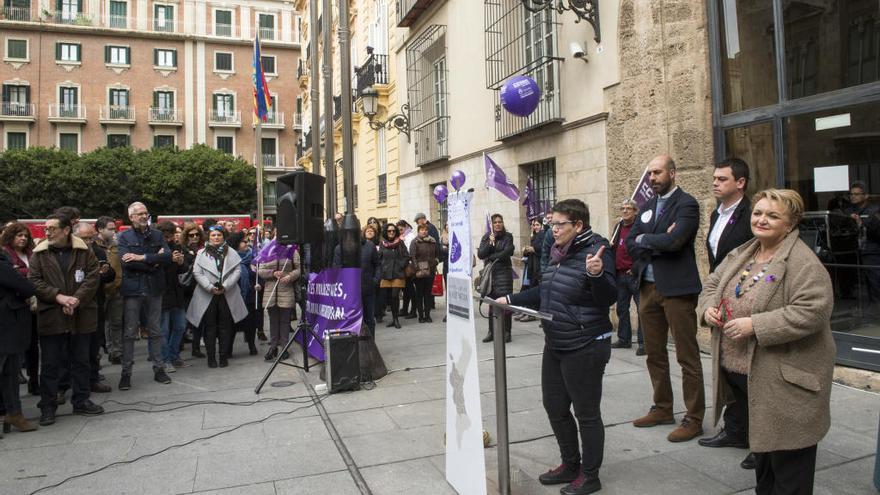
{"left": 2, "top": 305, "right": 877, "bottom": 495}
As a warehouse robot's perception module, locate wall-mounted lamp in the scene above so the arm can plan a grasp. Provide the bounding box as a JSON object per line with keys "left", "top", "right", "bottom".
{"left": 522, "top": 0, "right": 601, "bottom": 44}
{"left": 361, "top": 86, "right": 411, "bottom": 142}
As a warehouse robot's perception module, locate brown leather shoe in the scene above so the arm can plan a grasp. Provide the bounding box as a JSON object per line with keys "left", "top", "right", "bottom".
{"left": 4, "top": 413, "right": 38, "bottom": 432}
{"left": 667, "top": 416, "right": 703, "bottom": 442}
{"left": 632, "top": 406, "right": 675, "bottom": 427}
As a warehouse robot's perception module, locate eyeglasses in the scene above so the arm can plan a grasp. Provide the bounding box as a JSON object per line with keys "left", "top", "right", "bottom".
{"left": 45, "top": 226, "right": 60, "bottom": 233}
{"left": 187, "top": 232, "right": 201, "bottom": 238}
{"left": 549, "top": 221, "right": 574, "bottom": 230}
{"left": 386, "top": 230, "right": 396, "bottom": 233}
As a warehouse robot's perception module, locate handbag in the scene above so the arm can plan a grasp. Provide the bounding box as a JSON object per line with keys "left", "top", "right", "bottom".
{"left": 431, "top": 273, "right": 444, "bottom": 296}
{"left": 474, "top": 260, "right": 496, "bottom": 297}
{"left": 415, "top": 260, "right": 431, "bottom": 278}
{"left": 178, "top": 266, "right": 195, "bottom": 288}
{"left": 404, "top": 260, "right": 416, "bottom": 279}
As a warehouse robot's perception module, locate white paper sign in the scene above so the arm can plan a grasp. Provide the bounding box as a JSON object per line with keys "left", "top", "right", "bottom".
{"left": 445, "top": 187, "right": 486, "bottom": 495}
{"left": 813, "top": 165, "right": 850, "bottom": 193}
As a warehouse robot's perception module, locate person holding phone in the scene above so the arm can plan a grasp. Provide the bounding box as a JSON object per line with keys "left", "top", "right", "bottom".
{"left": 186, "top": 227, "right": 248, "bottom": 368}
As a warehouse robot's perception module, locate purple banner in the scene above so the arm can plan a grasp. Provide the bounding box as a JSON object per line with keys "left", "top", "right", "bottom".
{"left": 631, "top": 167, "right": 655, "bottom": 209}
{"left": 522, "top": 176, "right": 539, "bottom": 220}
{"left": 484, "top": 154, "right": 520, "bottom": 201}
{"left": 295, "top": 268, "right": 363, "bottom": 362}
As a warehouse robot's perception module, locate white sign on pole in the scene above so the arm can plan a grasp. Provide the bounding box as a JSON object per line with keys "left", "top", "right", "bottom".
{"left": 445, "top": 189, "right": 486, "bottom": 495}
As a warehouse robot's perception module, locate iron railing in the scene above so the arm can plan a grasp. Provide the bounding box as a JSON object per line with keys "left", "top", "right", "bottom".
{"left": 209, "top": 109, "right": 241, "bottom": 125}
{"left": 101, "top": 105, "right": 135, "bottom": 121}
{"left": 378, "top": 173, "right": 387, "bottom": 203}
{"left": 49, "top": 10, "right": 90, "bottom": 25}
{"left": 355, "top": 53, "right": 389, "bottom": 97}
{"left": 414, "top": 117, "right": 449, "bottom": 166}
{"left": 259, "top": 27, "right": 275, "bottom": 40}
{"left": 261, "top": 154, "right": 284, "bottom": 168}
{"left": 294, "top": 112, "right": 303, "bottom": 129}
{"left": 397, "top": 0, "right": 443, "bottom": 27}
{"left": 214, "top": 22, "right": 233, "bottom": 37}
{"left": 1, "top": 6, "right": 31, "bottom": 21}
{"left": 148, "top": 107, "right": 180, "bottom": 123}
{"left": 0, "top": 102, "right": 35, "bottom": 117}
{"left": 49, "top": 103, "right": 85, "bottom": 119}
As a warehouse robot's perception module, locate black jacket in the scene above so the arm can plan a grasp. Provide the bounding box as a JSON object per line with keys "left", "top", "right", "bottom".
{"left": 117, "top": 226, "right": 172, "bottom": 297}
{"left": 0, "top": 251, "right": 36, "bottom": 354}
{"left": 523, "top": 230, "right": 545, "bottom": 287}
{"left": 478, "top": 230, "right": 515, "bottom": 297}
{"left": 707, "top": 197, "right": 753, "bottom": 272}
{"left": 509, "top": 230, "right": 616, "bottom": 351}
{"left": 162, "top": 243, "right": 188, "bottom": 310}
{"left": 378, "top": 240, "right": 409, "bottom": 280}
{"left": 625, "top": 187, "right": 702, "bottom": 297}
{"left": 333, "top": 241, "right": 381, "bottom": 295}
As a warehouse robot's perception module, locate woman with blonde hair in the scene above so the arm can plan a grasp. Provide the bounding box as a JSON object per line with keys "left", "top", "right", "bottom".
{"left": 698, "top": 189, "right": 835, "bottom": 494}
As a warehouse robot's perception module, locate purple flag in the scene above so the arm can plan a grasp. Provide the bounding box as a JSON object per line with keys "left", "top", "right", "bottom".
{"left": 522, "top": 176, "right": 539, "bottom": 220}
{"left": 253, "top": 239, "right": 297, "bottom": 264}
{"left": 484, "top": 154, "right": 520, "bottom": 201}
{"left": 631, "top": 167, "right": 655, "bottom": 209}
{"left": 485, "top": 211, "right": 491, "bottom": 235}
{"left": 297, "top": 268, "right": 363, "bottom": 362}
{"left": 539, "top": 199, "right": 552, "bottom": 217}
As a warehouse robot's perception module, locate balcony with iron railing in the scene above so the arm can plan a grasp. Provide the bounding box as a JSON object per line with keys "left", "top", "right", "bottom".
{"left": 259, "top": 153, "right": 285, "bottom": 169}
{"left": 254, "top": 110, "right": 284, "bottom": 129}
{"left": 355, "top": 53, "right": 389, "bottom": 97}
{"left": 209, "top": 109, "right": 241, "bottom": 127}
{"left": 0, "top": 102, "right": 35, "bottom": 121}
{"left": 148, "top": 107, "right": 182, "bottom": 125}
{"left": 333, "top": 95, "right": 342, "bottom": 121}
{"left": 1, "top": 6, "right": 32, "bottom": 21}
{"left": 297, "top": 59, "right": 309, "bottom": 81}
{"left": 258, "top": 27, "right": 275, "bottom": 40}
{"left": 214, "top": 22, "right": 235, "bottom": 37}
{"left": 414, "top": 117, "right": 449, "bottom": 166}
{"left": 293, "top": 112, "right": 302, "bottom": 130}
{"left": 48, "top": 103, "right": 86, "bottom": 122}
{"left": 99, "top": 105, "right": 136, "bottom": 124}
{"left": 152, "top": 16, "right": 175, "bottom": 32}
{"left": 47, "top": 10, "right": 92, "bottom": 25}
{"left": 397, "top": 0, "right": 444, "bottom": 27}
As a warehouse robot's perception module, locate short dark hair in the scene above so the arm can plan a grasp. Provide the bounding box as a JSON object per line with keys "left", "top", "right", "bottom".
{"left": 202, "top": 218, "right": 218, "bottom": 230}
{"left": 95, "top": 216, "right": 116, "bottom": 230}
{"left": 552, "top": 199, "right": 590, "bottom": 227}
{"left": 228, "top": 231, "right": 247, "bottom": 250}
{"left": 716, "top": 158, "right": 750, "bottom": 188}
{"left": 851, "top": 180, "right": 867, "bottom": 192}
{"left": 54, "top": 206, "right": 81, "bottom": 222}
{"left": 46, "top": 213, "right": 72, "bottom": 230}
{"left": 156, "top": 220, "right": 177, "bottom": 236}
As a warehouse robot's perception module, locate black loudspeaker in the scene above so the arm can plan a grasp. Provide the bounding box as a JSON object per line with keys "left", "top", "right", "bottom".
{"left": 276, "top": 171, "right": 325, "bottom": 245}
{"left": 324, "top": 332, "right": 360, "bottom": 393}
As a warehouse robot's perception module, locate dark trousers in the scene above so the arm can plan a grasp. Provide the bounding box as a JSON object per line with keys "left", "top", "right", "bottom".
{"left": 374, "top": 284, "right": 385, "bottom": 319}
{"left": 89, "top": 331, "right": 101, "bottom": 384}
{"left": 639, "top": 283, "right": 705, "bottom": 421}
{"left": 722, "top": 370, "right": 749, "bottom": 441}
{"left": 382, "top": 287, "right": 401, "bottom": 320}
{"left": 24, "top": 319, "right": 39, "bottom": 383}
{"left": 755, "top": 444, "right": 817, "bottom": 495}
{"left": 0, "top": 354, "right": 23, "bottom": 415}
{"left": 190, "top": 322, "right": 203, "bottom": 354}
{"left": 615, "top": 271, "right": 643, "bottom": 346}
{"left": 203, "top": 295, "right": 234, "bottom": 359}
{"left": 39, "top": 333, "right": 91, "bottom": 411}
{"left": 542, "top": 341, "right": 611, "bottom": 477}
{"left": 361, "top": 291, "right": 376, "bottom": 336}
{"left": 861, "top": 253, "right": 880, "bottom": 306}
{"left": 413, "top": 277, "right": 433, "bottom": 317}
{"left": 230, "top": 309, "right": 257, "bottom": 355}
{"left": 402, "top": 278, "right": 415, "bottom": 313}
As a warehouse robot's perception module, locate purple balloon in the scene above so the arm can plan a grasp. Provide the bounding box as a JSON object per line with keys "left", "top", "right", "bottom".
{"left": 450, "top": 170, "right": 466, "bottom": 191}
{"left": 500, "top": 75, "right": 541, "bottom": 117}
{"left": 433, "top": 184, "right": 448, "bottom": 204}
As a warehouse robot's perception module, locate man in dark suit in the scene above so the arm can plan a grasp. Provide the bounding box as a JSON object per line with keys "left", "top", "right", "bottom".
{"left": 698, "top": 158, "right": 757, "bottom": 470}
{"left": 626, "top": 154, "right": 705, "bottom": 443}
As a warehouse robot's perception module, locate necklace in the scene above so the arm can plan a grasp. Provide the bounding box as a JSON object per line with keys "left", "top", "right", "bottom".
{"left": 735, "top": 257, "right": 771, "bottom": 298}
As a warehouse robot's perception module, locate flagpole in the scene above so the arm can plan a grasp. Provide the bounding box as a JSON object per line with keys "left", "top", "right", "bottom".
{"left": 322, "top": 0, "right": 335, "bottom": 217}
{"left": 256, "top": 119, "right": 264, "bottom": 231}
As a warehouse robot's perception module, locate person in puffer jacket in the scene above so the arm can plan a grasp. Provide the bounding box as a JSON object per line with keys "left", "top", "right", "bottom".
{"left": 499, "top": 198, "right": 616, "bottom": 495}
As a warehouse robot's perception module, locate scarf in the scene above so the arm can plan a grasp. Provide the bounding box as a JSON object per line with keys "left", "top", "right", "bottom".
{"left": 382, "top": 238, "right": 401, "bottom": 249}
{"left": 550, "top": 229, "right": 594, "bottom": 265}
{"left": 205, "top": 243, "right": 227, "bottom": 273}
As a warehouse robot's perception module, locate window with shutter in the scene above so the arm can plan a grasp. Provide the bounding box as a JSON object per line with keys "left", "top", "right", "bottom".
{"left": 107, "top": 45, "right": 128, "bottom": 64}
{"left": 261, "top": 55, "right": 275, "bottom": 74}
{"left": 215, "top": 52, "right": 233, "bottom": 71}
{"left": 215, "top": 9, "right": 232, "bottom": 36}
{"left": 6, "top": 132, "right": 26, "bottom": 150}
{"left": 154, "top": 4, "right": 173, "bottom": 31}
{"left": 7, "top": 39, "right": 28, "bottom": 60}
{"left": 109, "top": 0, "right": 126, "bottom": 28}
{"left": 59, "top": 133, "right": 78, "bottom": 152}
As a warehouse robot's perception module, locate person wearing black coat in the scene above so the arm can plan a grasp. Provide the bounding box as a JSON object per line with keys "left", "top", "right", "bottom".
{"left": 378, "top": 223, "right": 409, "bottom": 329}
{"left": 0, "top": 250, "right": 38, "bottom": 434}
{"left": 502, "top": 199, "right": 616, "bottom": 495}
{"left": 157, "top": 222, "right": 190, "bottom": 369}
{"left": 478, "top": 213, "right": 515, "bottom": 343}
{"left": 74, "top": 224, "right": 116, "bottom": 393}
{"left": 334, "top": 225, "right": 382, "bottom": 336}
{"left": 517, "top": 218, "right": 545, "bottom": 321}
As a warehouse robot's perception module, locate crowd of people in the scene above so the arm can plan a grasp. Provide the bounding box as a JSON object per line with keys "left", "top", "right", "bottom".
{"left": 0, "top": 152, "right": 851, "bottom": 495}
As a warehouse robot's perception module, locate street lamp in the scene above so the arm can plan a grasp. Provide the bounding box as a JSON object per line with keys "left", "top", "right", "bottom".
{"left": 521, "top": 0, "right": 601, "bottom": 43}
{"left": 361, "top": 86, "right": 411, "bottom": 142}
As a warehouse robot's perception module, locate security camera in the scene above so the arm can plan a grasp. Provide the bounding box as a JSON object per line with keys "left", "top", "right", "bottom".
{"left": 569, "top": 42, "right": 587, "bottom": 62}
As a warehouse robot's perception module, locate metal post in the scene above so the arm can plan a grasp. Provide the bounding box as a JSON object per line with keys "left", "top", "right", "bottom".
{"left": 322, "top": 0, "right": 335, "bottom": 216}
{"left": 255, "top": 120, "right": 263, "bottom": 228}
{"left": 492, "top": 307, "right": 510, "bottom": 495}
{"left": 309, "top": 0, "right": 320, "bottom": 176}
{"left": 338, "top": 0, "right": 354, "bottom": 213}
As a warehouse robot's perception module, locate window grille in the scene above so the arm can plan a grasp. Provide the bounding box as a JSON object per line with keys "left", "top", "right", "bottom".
{"left": 430, "top": 181, "right": 448, "bottom": 228}
{"left": 485, "top": 0, "right": 562, "bottom": 140}
{"left": 406, "top": 25, "right": 449, "bottom": 166}
{"left": 524, "top": 158, "right": 556, "bottom": 213}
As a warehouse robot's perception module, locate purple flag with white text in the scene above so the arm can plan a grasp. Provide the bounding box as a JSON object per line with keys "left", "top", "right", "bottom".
{"left": 522, "top": 176, "right": 539, "bottom": 220}
{"left": 484, "top": 154, "right": 520, "bottom": 201}
{"left": 631, "top": 167, "right": 655, "bottom": 209}
{"left": 297, "top": 267, "right": 363, "bottom": 362}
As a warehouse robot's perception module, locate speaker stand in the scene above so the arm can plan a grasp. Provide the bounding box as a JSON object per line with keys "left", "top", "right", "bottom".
{"left": 254, "top": 320, "right": 322, "bottom": 394}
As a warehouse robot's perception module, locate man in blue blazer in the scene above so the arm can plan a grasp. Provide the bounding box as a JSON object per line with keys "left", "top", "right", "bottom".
{"left": 625, "top": 155, "right": 705, "bottom": 443}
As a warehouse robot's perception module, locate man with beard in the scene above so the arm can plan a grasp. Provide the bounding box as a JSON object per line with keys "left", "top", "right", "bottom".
{"left": 625, "top": 154, "right": 705, "bottom": 443}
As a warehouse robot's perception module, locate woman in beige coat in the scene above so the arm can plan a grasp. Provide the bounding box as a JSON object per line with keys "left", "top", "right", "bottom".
{"left": 697, "top": 189, "right": 835, "bottom": 494}
{"left": 258, "top": 250, "right": 301, "bottom": 361}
